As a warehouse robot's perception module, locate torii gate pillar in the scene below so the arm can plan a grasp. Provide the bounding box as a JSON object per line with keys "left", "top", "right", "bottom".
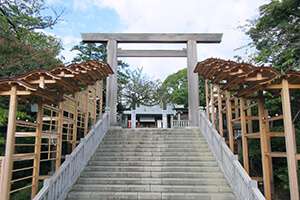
{"left": 187, "top": 40, "right": 199, "bottom": 126}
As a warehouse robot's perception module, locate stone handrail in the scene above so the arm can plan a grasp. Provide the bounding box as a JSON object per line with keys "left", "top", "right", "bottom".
{"left": 198, "top": 110, "right": 265, "bottom": 200}
{"left": 0, "top": 156, "right": 3, "bottom": 195}
{"left": 172, "top": 120, "right": 189, "bottom": 128}
{"left": 33, "top": 112, "right": 110, "bottom": 200}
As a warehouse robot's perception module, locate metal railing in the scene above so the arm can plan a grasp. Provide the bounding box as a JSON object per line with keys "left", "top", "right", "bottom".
{"left": 33, "top": 112, "right": 110, "bottom": 200}
{"left": 198, "top": 110, "right": 265, "bottom": 200}
{"left": 172, "top": 120, "right": 189, "bottom": 128}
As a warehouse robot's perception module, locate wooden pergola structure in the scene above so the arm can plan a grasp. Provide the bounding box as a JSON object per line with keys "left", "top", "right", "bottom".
{"left": 0, "top": 61, "right": 112, "bottom": 200}
{"left": 194, "top": 58, "right": 300, "bottom": 200}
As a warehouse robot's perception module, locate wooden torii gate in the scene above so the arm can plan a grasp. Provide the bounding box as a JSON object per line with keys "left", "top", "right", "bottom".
{"left": 81, "top": 33, "right": 223, "bottom": 127}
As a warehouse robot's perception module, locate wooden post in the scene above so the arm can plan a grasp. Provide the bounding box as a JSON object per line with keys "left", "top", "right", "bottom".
{"left": 93, "top": 87, "right": 97, "bottom": 124}
{"left": 55, "top": 101, "right": 63, "bottom": 170}
{"left": 246, "top": 100, "right": 253, "bottom": 134}
{"left": 240, "top": 98, "right": 249, "bottom": 173}
{"left": 205, "top": 79, "right": 209, "bottom": 118}
{"left": 258, "top": 97, "right": 272, "bottom": 200}
{"left": 210, "top": 84, "right": 215, "bottom": 127}
{"left": 84, "top": 90, "right": 89, "bottom": 135}
{"left": 31, "top": 102, "right": 43, "bottom": 198}
{"left": 99, "top": 80, "right": 104, "bottom": 116}
{"left": 281, "top": 79, "right": 299, "bottom": 200}
{"left": 72, "top": 93, "right": 79, "bottom": 150}
{"left": 234, "top": 98, "right": 239, "bottom": 119}
{"left": 1, "top": 86, "right": 18, "bottom": 200}
{"left": 217, "top": 86, "right": 223, "bottom": 136}
{"left": 225, "top": 91, "right": 234, "bottom": 152}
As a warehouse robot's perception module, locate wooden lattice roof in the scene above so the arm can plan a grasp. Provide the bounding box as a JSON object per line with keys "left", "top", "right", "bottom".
{"left": 0, "top": 60, "right": 113, "bottom": 102}
{"left": 194, "top": 58, "right": 300, "bottom": 97}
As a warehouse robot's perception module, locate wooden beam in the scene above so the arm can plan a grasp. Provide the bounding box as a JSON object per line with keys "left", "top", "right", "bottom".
{"left": 240, "top": 98, "right": 249, "bottom": 173}
{"left": 81, "top": 33, "right": 223, "bottom": 43}
{"left": 117, "top": 49, "right": 187, "bottom": 57}
{"left": 281, "top": 79, "right": 299, "bottom": 200}
{"left": 31, "top": 102, "right": 43, "bottom": 198}
{"left": 258, "top": 97, "right": 272, "bottom": 200}
{"left": 225, "top": 91, "right": 234, "bottom": 152}
{"left": 0, "top": 86, "right": 18, "bottom": 200}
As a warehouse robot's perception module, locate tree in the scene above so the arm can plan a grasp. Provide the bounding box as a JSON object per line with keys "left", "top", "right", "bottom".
{"left": 71, "top": 42, "right": 130, "bottom": 112}
{"left": 121, "top": 68, "right": 161, "bottom": 109}
{"left": 71, "top": 42, "right": 107, "bottom": 62}
{"left": 0, "top": 0, "right": 63, "bottom": 77}
{"left": 246, "top": 0, "right": 300, "bottom": 72}
{"left": 162, "top": 68, "right": 205, "bottom": 108}
{"left": 244, "top": 1, "right": 300, "bottom": 197}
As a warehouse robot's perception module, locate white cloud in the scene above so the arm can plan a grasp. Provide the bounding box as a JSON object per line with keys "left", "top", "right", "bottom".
{"left": 58, "top": 35, "right": 81, "bottom": 63}
{"left": 53, "top": 0, "right": 268, "bottom": 79}
{"left": 81, "top": 0, "right": 269, "bottom": 80}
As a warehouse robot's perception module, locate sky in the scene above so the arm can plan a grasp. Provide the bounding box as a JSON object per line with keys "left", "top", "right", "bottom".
{"left": 45, "top": 0, "right": 269, "bottom": 80}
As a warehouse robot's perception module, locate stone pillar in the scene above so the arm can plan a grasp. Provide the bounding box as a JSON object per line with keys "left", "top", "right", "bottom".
{"left": 131, "top": 110, "right": 136, "bottom": 129}
{"left": 187, "top": 40, "right": 199, "bottom": 126}
{"left": 170, "top": 115, "right": 174, "bottom": 128}
{"left": 162, "top": 112, "right": 168, "bottom": 129}
{"left": 107, "top": 40, "right": 118, "bottom": 125}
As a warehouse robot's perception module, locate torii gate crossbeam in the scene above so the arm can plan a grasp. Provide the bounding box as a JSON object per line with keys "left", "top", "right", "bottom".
{"left": 81, "top": 33, "right": 223, "bottom": 126}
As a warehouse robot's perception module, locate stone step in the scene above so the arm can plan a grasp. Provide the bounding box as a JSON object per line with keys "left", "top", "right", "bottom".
{"left": 67, "top": 191, "right": 235, "bottom": 200}
{"left": 71, "top": 184, "right": 232, "bottom": 193}
{"left": 95, "top": 151, "right": 211, "bottom": 156}
{"left": 76, "top": 177, "right": 228, "bottom": 186}
{"left": 88, "top": 160, "right": 218, "bottom": 167}
{"left": 98, "top": 144, "right": 208, "bottom": 149}
{"left": 91, "top": 156, "right": 215, "bottom": 162}
{"left": 84, "top": 166, "right": 220, "bottom": 172}
{"left": 100, "top": 140, "right": 207, "bottom": 144}
{"left": 81, "top": 171, "right": 224, "bottom": 179}
{"left": 96, "top": 147, "right": 209, "bottom": 153}
{"left": 66, "top": 128, "right": 235, "bottom": 200}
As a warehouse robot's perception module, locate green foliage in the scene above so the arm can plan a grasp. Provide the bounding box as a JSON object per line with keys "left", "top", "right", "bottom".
{"left": 71, "top": 42, "right": 107, "bottom": 62}
{"left": 162, "top": 68, "right": 188, "bottom": 107}
{"left": 0, "top": 0, "right": 63, "bottom": 77}
{"left": 162, "top": 68, "right": 205, "bottom": 108}
{"left": 246, "top": 0, "right": 300, "bottom": 72}
{"left": 71, "top": 41, "right": 130, "bottom": 111}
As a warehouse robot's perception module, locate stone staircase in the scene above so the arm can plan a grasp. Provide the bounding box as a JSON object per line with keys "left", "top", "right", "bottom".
{"left": 66, "top": 128, "right": 236, "bottom": 200}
